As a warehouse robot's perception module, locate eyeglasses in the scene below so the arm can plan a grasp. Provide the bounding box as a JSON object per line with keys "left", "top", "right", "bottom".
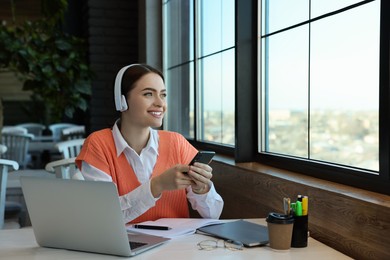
{"left": 197, "top": 239, "right": 244, "bottom": 251}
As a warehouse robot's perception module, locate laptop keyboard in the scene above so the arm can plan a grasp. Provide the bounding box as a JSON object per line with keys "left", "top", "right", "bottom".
{"left": 129, "top": 241, "right": 147, "bottom": 249}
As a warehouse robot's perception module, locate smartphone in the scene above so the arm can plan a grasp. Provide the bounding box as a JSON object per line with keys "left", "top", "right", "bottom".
{"left": 189, "top": 151, "right": 215, "bottom": 166}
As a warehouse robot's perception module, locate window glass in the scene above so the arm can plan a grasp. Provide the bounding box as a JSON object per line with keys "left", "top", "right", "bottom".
{"left": 199, "top": 49, "right": 235, "bottom": 145}
{"left": 164, "top": 0, "right": 235, "bottom": 147}
{"left": 310, "top": 2, "right": 379, "bottom": 170}
{"left": 199, "top": 0, "right": 235, "bottom": 56}
{"left": 165, "top": 63, "right": 195, "bottom": 139}
{"left": 260, "top": 0, "right": 380, "bottom": 172}
{"left": 164, "top": 0, "right": 193, "bottom": 67}
{"left": 261, "top": 0, "right": 308, "bottom": 35}
{"left": 311, "top": 0, "right": 362, "bottom": 18}
{"left": 163, "top": 0, "right": 194, "bottom": 138}
{"left": 262, "top": 26, "right": 309, "bottom": 156}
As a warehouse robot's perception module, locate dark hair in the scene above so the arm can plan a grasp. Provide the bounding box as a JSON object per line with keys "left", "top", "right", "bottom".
{"left": 121, "top": 64, "right": 164, "bottom": 97}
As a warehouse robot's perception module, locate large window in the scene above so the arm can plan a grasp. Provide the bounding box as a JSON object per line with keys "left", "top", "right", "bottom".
{"left": 260, "top": 0, "right": 390, "bottom": 194}
{"left": 163, "top": 0, "right": 235, "bottom": 148}
{"left": 163, "top": 0, "right": 390, "bottom": 194}
{"left": 261, "top": 0, "right": 379, "bottom": 171}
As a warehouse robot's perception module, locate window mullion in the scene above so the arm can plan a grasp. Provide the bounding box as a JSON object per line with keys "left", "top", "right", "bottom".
{"left": 379, "top": 0, "right": 390, "bottom": 180}
{"left": 235, "top": 0, "right": 257, "bottom": 162}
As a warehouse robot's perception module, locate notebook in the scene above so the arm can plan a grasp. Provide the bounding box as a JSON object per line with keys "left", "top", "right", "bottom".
{"left": 20, "top": 177, "right": 170, "bottom": 257}
{"left": 197, "top": 219, "right": 269, "bottom": 247}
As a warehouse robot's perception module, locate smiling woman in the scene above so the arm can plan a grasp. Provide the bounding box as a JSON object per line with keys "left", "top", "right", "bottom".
{"left": 123, "top": 73, "right": 167, "bottom": 131}
{"left": 75, "top": 64, "right": 224, "bottom": 226}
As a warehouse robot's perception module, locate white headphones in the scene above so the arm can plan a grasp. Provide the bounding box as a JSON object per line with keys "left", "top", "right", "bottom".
{"left": 114, "top": 64, "right": 140, "bottom": 111}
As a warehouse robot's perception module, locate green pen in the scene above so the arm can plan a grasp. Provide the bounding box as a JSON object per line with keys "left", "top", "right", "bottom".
{"left": 290, "top": 202, "right": 296, "bottom": 215}
{"left": 296, "top": 201, "right": 303, "bottom": 216}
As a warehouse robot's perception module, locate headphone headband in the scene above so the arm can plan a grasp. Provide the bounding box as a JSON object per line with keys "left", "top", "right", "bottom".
{"left": 114, "top": 64, "right": 140, "bottom": 111}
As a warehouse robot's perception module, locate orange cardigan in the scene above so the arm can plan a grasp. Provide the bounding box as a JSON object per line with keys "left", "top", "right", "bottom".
{"left": 76, "top": 129, "right": 198, "bottom": 223}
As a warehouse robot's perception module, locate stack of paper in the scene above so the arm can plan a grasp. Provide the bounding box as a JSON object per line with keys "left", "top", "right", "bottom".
{"left": 126, "top": 218, "right": 228, "bottom": 239}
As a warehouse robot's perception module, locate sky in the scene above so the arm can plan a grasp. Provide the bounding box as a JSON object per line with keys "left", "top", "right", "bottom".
{"left": 262, "top": 0, "right": 380, "bottom": 111}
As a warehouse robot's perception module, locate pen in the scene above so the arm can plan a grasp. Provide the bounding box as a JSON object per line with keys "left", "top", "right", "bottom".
{"left": 283, "top": 197, "right": 291, "bottom": 215}
{"left": 302, "top": 196, "right": 308, "bottom": 216}
{"left": 290, "top": 202, "right": 296, "bottom": 215}
{"left": 133, "top": 225, "right": 172, "bottom": 230}
{"left": 295, "top": 201, "right": 303, "bottom": 216}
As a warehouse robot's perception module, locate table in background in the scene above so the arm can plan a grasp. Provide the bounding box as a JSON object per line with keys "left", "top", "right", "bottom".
{"left": 28, "top": 139, "right": 60, "bottom": 168}
{"left": 29, "top": 135, "right": 57, "bottom": 153}
{"left": 0, "top": 219, "right": 351, "bottom": 259}
{"left": 31, "top": 136, "right": 54, "bottom": 142}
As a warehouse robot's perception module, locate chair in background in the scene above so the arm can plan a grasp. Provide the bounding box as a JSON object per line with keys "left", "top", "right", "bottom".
{"left": 55, "top": 138, "right": 85, "bottom": 159}
{"left": 16, "top": 123, "right": 46, "bottom": 137}
{"left": 0, "top": 158, "right": 21, "bottom": 229}
{"left": 0, "top": 144, "right": 6, "bottom": 155}
{"left": 45, "top": 157, "right": 84, "bottom": 180}
{"left": 1, "top": 126, "right": 28, "bottom": 135}
{"left": 61, "top": 125, "right": 85, "bottom": 140}
{"left": 48, "top": 123, "right": 77, "bottom": 142}
{"left": 1, "top": 133, "right": 34, "bottom": 169}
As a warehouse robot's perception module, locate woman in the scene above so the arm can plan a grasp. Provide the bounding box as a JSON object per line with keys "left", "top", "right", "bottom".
{"left": 76, "top": 64, "right": 224, "bottom": 224}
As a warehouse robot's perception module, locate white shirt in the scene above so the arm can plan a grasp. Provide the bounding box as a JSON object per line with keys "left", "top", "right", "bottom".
{"left": 80, "top": 121, "right": 224, "bottom": 223}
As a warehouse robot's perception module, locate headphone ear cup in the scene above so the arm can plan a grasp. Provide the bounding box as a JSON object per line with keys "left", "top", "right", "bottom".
{"left": 120, "top": 95, "right": 128, "bottom": 111}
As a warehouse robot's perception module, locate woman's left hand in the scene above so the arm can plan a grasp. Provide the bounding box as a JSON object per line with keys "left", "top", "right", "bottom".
{"left": 187, "top": 162, "right": 213, "bottom": 194}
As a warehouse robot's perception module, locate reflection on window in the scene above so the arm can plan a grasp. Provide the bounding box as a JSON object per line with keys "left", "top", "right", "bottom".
{"left": 163, "top": 0, "right": 193, "bottom": 67}
{"left": 165, "top": 63, "right": 194, "bottom": 139}
{"left": 163, "top": 0, "right": 194, "bottom": 138}
{"left": 261, "top": 0, "right": 379, "bottom": 171}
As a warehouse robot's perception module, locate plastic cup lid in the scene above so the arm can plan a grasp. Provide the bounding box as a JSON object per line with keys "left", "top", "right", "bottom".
{"left": 266, "top": 212, "right": 294, "bottom": 224}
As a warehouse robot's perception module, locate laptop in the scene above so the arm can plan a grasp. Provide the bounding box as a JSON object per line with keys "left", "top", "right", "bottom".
{"left": 197, "top": 219, "right": 269, "bottom": 247}
{"left": 20, "top": 177, "right": 170, "bottom": 257}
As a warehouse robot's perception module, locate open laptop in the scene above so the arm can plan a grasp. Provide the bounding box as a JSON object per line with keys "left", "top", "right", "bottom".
{"left": 197, "top": 219, "right": 269, "bottom": 247}
{"left": 20, "top": 177, "right": 170, "bottom": 257}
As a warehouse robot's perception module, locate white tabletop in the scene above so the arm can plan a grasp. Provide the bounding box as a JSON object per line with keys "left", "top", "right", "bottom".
{"left": 0, "top": 219, "right": 351, "bottom": 259}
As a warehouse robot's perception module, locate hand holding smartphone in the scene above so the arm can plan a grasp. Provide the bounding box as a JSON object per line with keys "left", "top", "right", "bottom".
{"left": 189, "top": 151, "right": 215, "bottom": 165}
{"left": 183, "top": 151, "right": 215, "bottom": 174}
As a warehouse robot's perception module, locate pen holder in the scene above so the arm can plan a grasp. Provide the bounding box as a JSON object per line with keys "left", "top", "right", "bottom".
{"left": 291, "top": 215, "right": 308, "bottom": 248}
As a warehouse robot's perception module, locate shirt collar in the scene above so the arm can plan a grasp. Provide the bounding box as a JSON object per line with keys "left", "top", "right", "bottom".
{"left": 112, "top": 119, "right": 159, "bottom": 157}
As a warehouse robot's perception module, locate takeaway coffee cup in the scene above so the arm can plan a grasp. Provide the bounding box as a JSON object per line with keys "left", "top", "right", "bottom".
{"left": 266, "top": 212, "right": 294, "bottom": 250}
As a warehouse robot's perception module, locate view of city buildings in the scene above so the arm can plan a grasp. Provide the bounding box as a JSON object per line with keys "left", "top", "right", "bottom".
{"left": 194, "top": 109, "right": 379, "bottom": 172}
{"left": 268, "top": 109, "right": 378, "bottom": 172}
